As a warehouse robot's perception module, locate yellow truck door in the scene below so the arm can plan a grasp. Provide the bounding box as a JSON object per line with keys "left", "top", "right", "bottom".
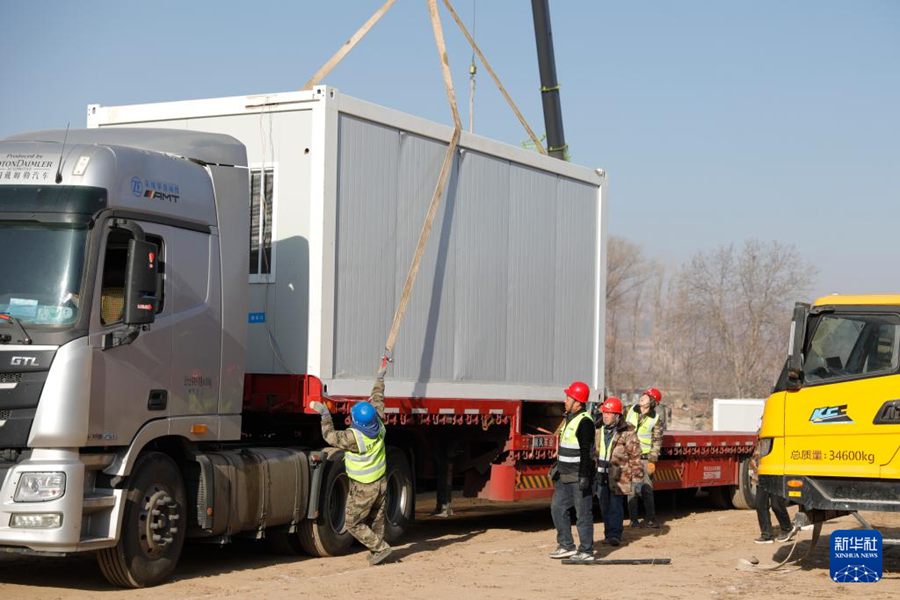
{"left": 785, "top": 311, "right": 900, "bottom": 480}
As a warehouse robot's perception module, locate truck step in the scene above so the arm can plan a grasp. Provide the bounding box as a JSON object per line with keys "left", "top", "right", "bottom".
{"left": 76, "top": 537, "right": 117, "bottom": 551}
{"left": 82, "top": 493, "right": 117, "bottom": 514}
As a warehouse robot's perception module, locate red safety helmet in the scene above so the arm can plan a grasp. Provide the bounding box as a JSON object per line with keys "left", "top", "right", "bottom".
{"left": 563, "top": 381, "right": 590, "bottom": 405}
{"left": 601, "top": 396, "right": 623, "bottom": 414}
{"left": 644, "top": 387, "right": 663, "bottom": 403}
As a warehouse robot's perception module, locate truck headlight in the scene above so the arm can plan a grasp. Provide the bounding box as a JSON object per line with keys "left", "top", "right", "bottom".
{"left": 758, "top": 437, "right": 773, "bottom": 459}
{"left": 9, "top": 513, "right": 63, "bottom": 528}
{"left": 14, "top": 472, "right": 66, "bottom": 502}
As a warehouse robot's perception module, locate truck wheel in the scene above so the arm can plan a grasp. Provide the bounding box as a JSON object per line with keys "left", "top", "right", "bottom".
{"left": 730, "top": 457, "right": 757, "bottom": 510}
{"left": 97, "top": 452, "right": 186, "bottom": 588}
{"left": 298, "top": 453, "right": 353, "bottom": 557}
{"left": 384, "top": 447, "right": 413, "bottom": 543}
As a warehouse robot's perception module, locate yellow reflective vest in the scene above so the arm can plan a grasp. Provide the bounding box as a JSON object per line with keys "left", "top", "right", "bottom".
{"left": 626, "top": 408, "right": 658, "bottom": 456}
{"left": 345, "top": 423, "right": 387, "bottom": 483}
{"left": 557, "top": 411, "right": 592, "bottom": 476}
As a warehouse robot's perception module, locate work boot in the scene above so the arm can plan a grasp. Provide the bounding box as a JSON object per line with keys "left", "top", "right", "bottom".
{"left": 549, "top": 546, "right": 577, "bottom": 559}
{"left": 629, "top": 520, "right": 641, "bottom": 528}
{"left": 754, "top": 535, "right": 774, "bottom": 544}
{"left": 432, "top": 503, "right": 453, "bottom": 518}
{"left": 643, "top": 519, "right": 660, "bottom": 529}
{"left": 368, "top": 547, "right": 394, "bottom": 566}
{"left": 604, "top": 538, "right": 621, "bottom": 547}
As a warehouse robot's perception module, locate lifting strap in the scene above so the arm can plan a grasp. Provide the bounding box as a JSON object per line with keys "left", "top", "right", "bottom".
{"left": 442, "top": 0, "right": 546, "bottom": 154}
{"left": 381, "top": 0, "right": 462, "bottom": 366}
{"left": 302, "top": 0, "right": 398, "bottom": 90}
{"left": 299, "top": 1, "right": 546, "bottom": 371}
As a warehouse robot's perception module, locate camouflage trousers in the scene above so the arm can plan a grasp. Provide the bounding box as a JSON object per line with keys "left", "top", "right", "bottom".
{"left": 345, "top": 477, "right": 390, "bottom": 553}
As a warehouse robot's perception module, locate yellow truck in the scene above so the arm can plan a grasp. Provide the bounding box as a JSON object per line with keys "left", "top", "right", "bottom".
{"left": 759, "top": 295, "right": 900, "bottom": 525}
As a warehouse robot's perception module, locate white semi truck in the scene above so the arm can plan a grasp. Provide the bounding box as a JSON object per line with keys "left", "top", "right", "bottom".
{"left": 0, "top": 88, "right": 605, "bottom": 587}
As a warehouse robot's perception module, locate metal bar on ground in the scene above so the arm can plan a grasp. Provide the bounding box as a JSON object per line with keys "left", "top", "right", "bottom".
{"left": 562, "top": 558, "right": 672, "bottom": 565}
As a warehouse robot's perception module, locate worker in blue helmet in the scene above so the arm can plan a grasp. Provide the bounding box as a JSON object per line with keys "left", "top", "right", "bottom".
{"left": 310, "top": 357, "right": 392, "bottom": 566}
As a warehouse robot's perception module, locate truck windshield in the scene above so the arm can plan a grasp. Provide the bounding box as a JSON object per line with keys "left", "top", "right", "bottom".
{"left": 0, "top": 222, "right": 88, "bottom": 327}
{"left": 803, "top": 313, "right": 900, "bottom": 383}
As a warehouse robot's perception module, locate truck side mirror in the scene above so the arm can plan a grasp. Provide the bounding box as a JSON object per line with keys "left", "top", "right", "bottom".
{"left": 124, "top": 238, "right": 159, "bottom": 326}
{"left": 786, "top": 302, "right": 810, "bottom": 390}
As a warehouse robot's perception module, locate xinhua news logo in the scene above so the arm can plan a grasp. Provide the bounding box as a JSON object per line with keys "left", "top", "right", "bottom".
{"left": 830, "top": 529, "right": 882, "bottom": 583}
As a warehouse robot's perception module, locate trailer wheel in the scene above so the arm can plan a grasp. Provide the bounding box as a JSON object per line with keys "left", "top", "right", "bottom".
{"left": 384, "top": 447, "right": 413, "bottom": 543}
{"left": 97, "top": 452, "right": 186, "bottom": 588}
{"left": 730, "top": 457, "right": 757, "bottom": 510}
{"left": 298, "top": 453, "right": 353, "bottom": 557}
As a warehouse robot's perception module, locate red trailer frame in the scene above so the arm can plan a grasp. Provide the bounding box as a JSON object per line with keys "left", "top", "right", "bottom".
{"left": 244, "top": 374, "right": 757, "bottom": 505}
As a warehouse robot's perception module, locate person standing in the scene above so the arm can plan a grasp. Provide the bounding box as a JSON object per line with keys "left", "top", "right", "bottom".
{"left": 310, "top": 361, "right": 394, "bottom": 565}
{"left": 595, "top": 396, "right": 644, "bottom": 546}
{"left": 749, "top": 435, "right": 794, "bottom": 543}
{"left": 548, "top": 381, "right": 596, "bottom": 562}
{"left": 626, "top": 387, "right": 664, "bottom": 528}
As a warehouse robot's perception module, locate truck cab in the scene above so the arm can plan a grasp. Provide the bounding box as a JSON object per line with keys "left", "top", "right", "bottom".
{"left": 759, "top": 295, "right": 900, "bottom": 515}
{"left": 0, "top": 129, "right": 248, "bottom": 580}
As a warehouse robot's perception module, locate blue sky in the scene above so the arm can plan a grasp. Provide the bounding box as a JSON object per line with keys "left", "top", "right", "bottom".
{"left": 2, "top": 1, "right": 898, "bottom": 297}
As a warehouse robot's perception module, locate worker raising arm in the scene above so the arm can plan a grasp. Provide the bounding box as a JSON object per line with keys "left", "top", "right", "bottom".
{"left": 626, "top": 387, "right": 664, "bottom": 528}
{"left": 309, "top": 359, "right": 392, "bottom": 566}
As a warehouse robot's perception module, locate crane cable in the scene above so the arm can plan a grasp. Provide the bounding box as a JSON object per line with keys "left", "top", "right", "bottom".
{"left": 468, "top": 0, "right": 476, "bottom": 133}
{"left": 443, "top": 0, "right": 546, "bottom": 154}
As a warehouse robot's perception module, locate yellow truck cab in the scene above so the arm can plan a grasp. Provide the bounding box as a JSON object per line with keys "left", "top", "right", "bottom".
{"left": 759, "top": 295, "right": 900, "bottom": 520}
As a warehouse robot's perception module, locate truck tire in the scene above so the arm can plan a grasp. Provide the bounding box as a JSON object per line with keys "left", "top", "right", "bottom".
{"left": 384, "top": 447, "right": 414, "bottom": 543}
{"left": 298, "top": 453, "right": 353, "bottom": 557}
{"left": 97, "top": 452, "right": 186, "bottom": 588}
{"left": 730, "top": 457, "right": 757, "bottom": 510}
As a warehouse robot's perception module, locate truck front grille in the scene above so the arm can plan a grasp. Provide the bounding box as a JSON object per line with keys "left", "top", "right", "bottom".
{"left": 0, "top": 373, "right": 22, "bottom": 384}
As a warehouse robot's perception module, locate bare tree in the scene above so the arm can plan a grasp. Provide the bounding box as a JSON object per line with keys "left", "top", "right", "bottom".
{"left": 666, "top": 240, "right": 815, "bottom": 398}
{"left": 605, "top": 236, "right": 659, "bottom": 393}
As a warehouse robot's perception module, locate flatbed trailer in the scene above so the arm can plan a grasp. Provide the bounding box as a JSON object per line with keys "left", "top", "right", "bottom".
{"left": 247, "top": 374, "right": 758, "bottom": 508}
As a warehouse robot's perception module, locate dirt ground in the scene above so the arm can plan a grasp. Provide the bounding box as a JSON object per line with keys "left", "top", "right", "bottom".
{"left": 1, "top": 494, "right": 897, "bottom": 599}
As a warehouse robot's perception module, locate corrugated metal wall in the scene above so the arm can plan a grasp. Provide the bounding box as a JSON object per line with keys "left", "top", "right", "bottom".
{"left": 333, "top": 114, "right": 597, "bottom": 391}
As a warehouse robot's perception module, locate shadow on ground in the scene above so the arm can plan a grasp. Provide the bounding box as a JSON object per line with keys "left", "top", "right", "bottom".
{"left": 0, "top": 491, "right": 757, "bottom": 590}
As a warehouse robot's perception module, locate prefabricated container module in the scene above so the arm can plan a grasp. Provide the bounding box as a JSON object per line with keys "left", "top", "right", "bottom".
{"left": 88, "top": 87, "right": 606, "bottom": 401}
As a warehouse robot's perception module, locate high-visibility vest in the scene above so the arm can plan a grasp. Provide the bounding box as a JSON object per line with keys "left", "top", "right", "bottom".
{"left": 557, "top": 411, "right": 592, "bottom": 475}
{"left": 597, "top": 427, "right": 616, "bottom": 465}
{"left": 626, "top": 408, "right": 658, "bottom": 455}
{"left": 344, "top": 423, "right": 387, "bottom": 483}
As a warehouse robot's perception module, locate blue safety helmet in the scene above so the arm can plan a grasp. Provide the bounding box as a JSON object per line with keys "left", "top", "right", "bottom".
{"left": 351, "top": 401, "right": 380, "bottom": 438}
